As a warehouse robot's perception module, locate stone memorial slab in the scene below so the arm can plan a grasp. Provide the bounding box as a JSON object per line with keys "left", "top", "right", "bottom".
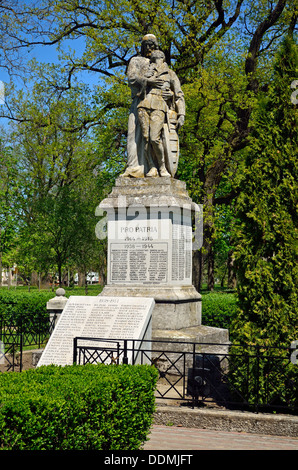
{"left": 37, "top": 296, "right": 154, "bottom": 367}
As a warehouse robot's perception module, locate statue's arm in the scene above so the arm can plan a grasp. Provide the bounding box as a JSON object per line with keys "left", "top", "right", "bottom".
{"left": 127, "top": 57, "right": 147, "bottom": 90}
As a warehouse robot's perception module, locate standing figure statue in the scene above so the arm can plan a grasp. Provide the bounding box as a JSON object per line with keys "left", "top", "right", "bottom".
{"left": 122, "top": 34, "right": 185, "bottom": 178}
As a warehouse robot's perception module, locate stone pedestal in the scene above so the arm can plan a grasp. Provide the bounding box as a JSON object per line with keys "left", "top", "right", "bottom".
{"left": 97, "top": 177, "right": 229, "bottom": 347}
{"left": 46, "top": 288, "right": 68, "bottom": 330}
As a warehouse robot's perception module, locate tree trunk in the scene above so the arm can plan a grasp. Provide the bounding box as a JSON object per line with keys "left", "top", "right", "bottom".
{"left": 84, "top": 273, "right": 88, "bottom": 295}
{"left": 31, "top": 271, "right": 38, "bottom": 286}
{"left": 78, "top": 271, "right": 85, "bottom": 287}
{"left": 227, "top": 249, "right": 237, "bottom": 289}
{"left": 192, "top": 250, "right": 203, "bottom": 292}
{"left": 58, "top": 263, "right": 62, "bottom": 287}
{"left": 203, "top": 189, "right": 216, "bottom": 292}
{"left": 207, "top": 245, "right": 215, "bottom": 291}
{"left": 7, "top": 267, "right": 11, "bottom": 289}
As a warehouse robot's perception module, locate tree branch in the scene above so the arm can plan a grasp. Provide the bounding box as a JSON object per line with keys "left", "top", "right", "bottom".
{"left": 245, "top": 0, "right": 287, "bottom": 80}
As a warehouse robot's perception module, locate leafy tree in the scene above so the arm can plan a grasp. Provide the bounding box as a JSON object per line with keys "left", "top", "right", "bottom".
{"left": 0, "top": 138, "right": 21, "bottom": 285}
{"left": 176, "top": 0, "right": 295, "bottom": 289}
{"left": 231, "top": 36, "right": 298, "bottom": 347}
{"left": 0, "top": 0, "right": 296, "bottom": 290}
{"left": 3, "top": 69, "right": 105, "bottom": 285}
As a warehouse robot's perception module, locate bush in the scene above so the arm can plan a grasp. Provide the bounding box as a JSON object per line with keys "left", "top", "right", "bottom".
{"left": 201, "top": 292, "right": 238, "bottom": 330}
{"left": 0, "top": 290, "right": 54, "bottom": 322}
{"left": 0, "top": 287, "right": 103, "bottom": 324}
{"left": 0, "top": 363, "right": 158, "bottom": 450}
{"left": 0, "top": 291, "right": 54, "bottom": 339}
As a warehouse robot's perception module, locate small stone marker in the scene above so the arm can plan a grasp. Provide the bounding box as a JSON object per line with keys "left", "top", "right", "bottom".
{"left": 37, "top": 296, "right": 154, "bottom": 367}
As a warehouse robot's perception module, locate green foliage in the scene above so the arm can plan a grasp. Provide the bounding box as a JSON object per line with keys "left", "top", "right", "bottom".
{"left": 201, "top": 292, "right": 238, "bottom": 331}
{"left": 226, "top": 37, "right": 298, "bottom": 408}
{"left": 228, "top": 344, "right": 298, "bottom": 411}
{"left": 232, "top": 37, "right": 298, "bottom": 347}
{"left": 0, "top": 290, "right": 53, "bottom": 329}
{"left": 226, "top": 36, "right": 298, "bottom": 415}
{"left": 0, "top": 364, "right": 158, "bottom": 450}
{"left": 0, "top": 140, "right": 21, "bottom": 270}
{"left": 178, "top": 59, "right": 249, "bottom": 200}
{"left": 0, "top": 286, "right": 105, "bottom": 323}
{"left": 0, "top": 290, "right": 52, "bottom": 317}
{"left": 2, "top": 71, "right": 107, "bottom": 282}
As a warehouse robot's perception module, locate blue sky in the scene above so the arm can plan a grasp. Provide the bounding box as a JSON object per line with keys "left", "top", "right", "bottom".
{"left": 0, "top": 36, "right": 100, "bottom": 130}
{"left": 0, "top": 33, "right": 99, "bottom": 92}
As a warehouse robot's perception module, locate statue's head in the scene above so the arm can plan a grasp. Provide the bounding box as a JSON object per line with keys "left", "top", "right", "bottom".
{"left": 150, "top": 50, "right": 165, "bottom": 63}
{"left": 141, "top": 34, "right": 159, "bottom": 58}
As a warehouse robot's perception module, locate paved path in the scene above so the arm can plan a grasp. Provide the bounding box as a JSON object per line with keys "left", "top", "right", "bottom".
{"left": 143, "top": 424, "right": 298, "bottom": 450}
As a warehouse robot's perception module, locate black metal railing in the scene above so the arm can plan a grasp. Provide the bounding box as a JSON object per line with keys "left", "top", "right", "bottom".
{"left": 0, "top": 314, "right": 54, "bottom": 371}
{"left": 1, "top": 318, "right": 297, "bottom": 414}
{"left": 73, "top": 337, "right": 298, "bottom": 414}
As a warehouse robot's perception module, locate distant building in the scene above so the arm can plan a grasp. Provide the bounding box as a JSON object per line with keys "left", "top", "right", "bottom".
{"left": 74, "top": 272, "right": 100, "bottom": 284}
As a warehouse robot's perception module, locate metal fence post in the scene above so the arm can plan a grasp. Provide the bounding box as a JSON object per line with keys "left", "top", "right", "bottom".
{"left": 191, "top": 342, "right": 196, "bottom": 408}
{"left": 73, "top": 337, "right": 77, "bottom": 364}
{"left": 19, "top": 333, "right": 23, "bottom": 372}
{"left": 255, "top": 345, "right": 260, "bottom": 413}
{"left": 123, "top": 340, "right": 128, "bottom": 364}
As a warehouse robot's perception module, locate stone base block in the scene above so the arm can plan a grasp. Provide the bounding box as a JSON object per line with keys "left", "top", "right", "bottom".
{"left": 100, "top": 284, "right": 201, "bottom": 330}
{"left": 100, "top": 176, "right": 196, "bottom": 209}
{"left": 153, "top": 325, "right": 229, "bottom": 352}
{"left": 152, "top": 326, "right": 230, "bottom": 379}
{"left": 100, "top": 284, "right": 200, "bottom": 302}
{"left": 152, "top": 301, "right": 201, "bottom": 330}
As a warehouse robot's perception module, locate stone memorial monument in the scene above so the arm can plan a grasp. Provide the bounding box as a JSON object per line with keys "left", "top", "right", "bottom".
{"left": 97, "top": 34, "right": 229, "bottom": 349}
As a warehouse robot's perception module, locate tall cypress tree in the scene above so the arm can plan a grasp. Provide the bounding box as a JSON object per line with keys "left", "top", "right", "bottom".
{"left": 232, "top": 37, "right": 298, "bottom": 347}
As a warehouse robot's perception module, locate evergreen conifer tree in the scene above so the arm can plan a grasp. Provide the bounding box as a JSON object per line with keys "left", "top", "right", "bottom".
{"left": 232, "top": 37, "right": 298, "bottom": 347}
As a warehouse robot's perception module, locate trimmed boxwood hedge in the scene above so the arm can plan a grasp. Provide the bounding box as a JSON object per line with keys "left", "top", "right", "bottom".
{"left": 0, "top": 290, "right": 53, "bottom": 324}
{"left": 0, "top": 363, "right": 158, "bottom": 450}
{"left": 201, "top": 292, "right": 238, "bottom": 330}
{"left": 0, "top": 289, "right": 238, "bottom": 331}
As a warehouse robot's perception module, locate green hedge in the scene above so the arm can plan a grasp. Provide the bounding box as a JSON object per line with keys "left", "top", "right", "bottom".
{"left": 201, "top": 292, "right": 238, "bottom": 330}
{"left": 0, "top": 363, "right": 158, "bottom": 450}
{"left": 0, "top": 287, "right": 102, "bottom": 323}
{"left": 0, "top": 290, "right": 53, "bottom": 323}
{"left": 0, "top": 289, "right": 239, "bottom": 331}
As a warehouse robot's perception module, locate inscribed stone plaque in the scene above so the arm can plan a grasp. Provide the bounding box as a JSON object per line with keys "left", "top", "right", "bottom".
{"left": 37, "top": 296, "right": 154, "bottom": 367}
{"left": 107, "top": 210, "right": 192, "bottom": 286}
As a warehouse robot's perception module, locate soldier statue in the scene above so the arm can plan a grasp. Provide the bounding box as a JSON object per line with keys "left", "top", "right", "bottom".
{"left": 122, "top": 34, "right": 185, "bottom": 178}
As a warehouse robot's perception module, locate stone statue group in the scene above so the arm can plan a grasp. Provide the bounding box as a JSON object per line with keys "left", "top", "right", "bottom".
{"left": 122, "top": 34, "right": 185, "bottom": 178}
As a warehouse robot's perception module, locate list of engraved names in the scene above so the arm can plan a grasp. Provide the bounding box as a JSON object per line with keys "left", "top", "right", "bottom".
{"left": 37, "top": 296, "right": 154, "bottom": 366}
{"left": 110, "top": 242, "right": 168, "bottom": 283}
{"left": 108, "top": 221, "right": 192, "bottom": 285}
